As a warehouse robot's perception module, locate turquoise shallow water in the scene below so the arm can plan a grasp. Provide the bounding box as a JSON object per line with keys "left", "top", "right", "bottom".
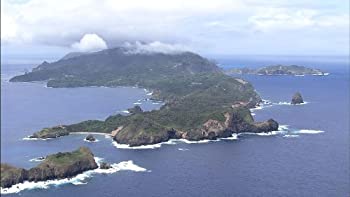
{"left": 1, "top": 57, "right": 349, "bottom": 197}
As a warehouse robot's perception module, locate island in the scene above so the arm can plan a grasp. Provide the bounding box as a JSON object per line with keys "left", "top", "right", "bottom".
{"left": 225, "top": 65, "right": 328, "bottom": 76}
{"left": 1, "top": 147, "right": 98, "bottom": 188}
{"left": 11, "top": 47, "right": 279, "bottom": 146}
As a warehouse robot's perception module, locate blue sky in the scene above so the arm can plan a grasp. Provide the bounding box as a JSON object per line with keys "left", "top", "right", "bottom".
{"left": 1, "top": 0, "right": 349, "bottom": 62}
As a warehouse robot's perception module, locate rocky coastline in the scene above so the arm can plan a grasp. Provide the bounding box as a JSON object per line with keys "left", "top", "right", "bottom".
{"left": 12, "top": 48, "right": 279, "bottom": 148}
{"left": 1, "top": 147, "right": 98, "bottom": 188}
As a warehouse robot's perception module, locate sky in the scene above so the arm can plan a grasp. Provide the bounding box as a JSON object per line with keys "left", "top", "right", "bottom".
{"left": 1, "top": 0, "right": 349, "bottom": 62}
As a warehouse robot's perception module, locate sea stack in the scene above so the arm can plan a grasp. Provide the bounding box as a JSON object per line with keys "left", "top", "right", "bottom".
{"left": 291, "top": 92, "right": 304, "bottom": 104}
{"left": 99, "top": 162, "right": 112, "bottom": 169}
{"left": 85, "top": 134, "right": 96, "bottom": 142}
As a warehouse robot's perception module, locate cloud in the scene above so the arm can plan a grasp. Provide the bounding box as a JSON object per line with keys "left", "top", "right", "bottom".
{"left": 123, "top": 41, "right": 190, "bottom": 54}
{"left": 1, "top": 0, "right": 349, "bottom": 55}
{"left": 249, "top": 8, "right": 349, "bottom": 32}
{"left": 71, "top": 34, "right": 107, "bottom": 52}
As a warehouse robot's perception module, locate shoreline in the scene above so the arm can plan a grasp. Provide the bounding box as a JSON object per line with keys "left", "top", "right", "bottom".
{"left": 23, "top": 124, "right": 324, "bottom": 150}
{"left": 0, "top": 157, "right": 148, "bottom": 195}
{"left": 21, "top": 99, "right": 316, "bottom": 149}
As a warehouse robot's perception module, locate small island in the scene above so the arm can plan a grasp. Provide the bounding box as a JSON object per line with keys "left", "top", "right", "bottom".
{"left": 225, "top": 65, "right": 328, "bottom": 76}
{"left": 85, "top": 134, "right": 96, "bottom": 142}
{"left": 1, "top": 147, "right": 98, "bottom": 188}
{"left": 11, "top": 47, "right": 279, "bottom": 146}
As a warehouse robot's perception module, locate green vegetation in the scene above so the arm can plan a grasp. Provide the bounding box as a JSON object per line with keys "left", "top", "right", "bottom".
{"left": 225, "top": 65, "right": 326, "bottom": 76}
{"left": 1, "top": 147, "right": 98, "bottom": 188}
{"left": 31, "top": 126, "right": 69, "bottom": 139}
{"left": 11, "top": 48, "right": 278, "bottom": 146}
{"left": 44, "top": 147, "right": 94, "bottom": 165}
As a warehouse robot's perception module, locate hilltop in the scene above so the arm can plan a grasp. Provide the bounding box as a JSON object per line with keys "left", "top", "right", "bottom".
{"left": 11, "top": 48, "right": 278, "bottom": 146}
{"left": 1, "top": 147, "right": 97, "bottom": 188}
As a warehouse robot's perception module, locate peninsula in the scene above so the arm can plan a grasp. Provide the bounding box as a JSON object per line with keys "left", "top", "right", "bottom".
{"left": 225, "top": 65, "right": 328, "bottom": 76}
{"left": 11, "top": 48, "right": 279, "bottom": 146}
{"left": 1, "top": 147, "right": 98, "bottom": 188}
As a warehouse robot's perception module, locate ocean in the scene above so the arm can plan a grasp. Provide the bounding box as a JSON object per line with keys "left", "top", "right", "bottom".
{"left": 1, "top": 56, "right": 349, "bottom": 196}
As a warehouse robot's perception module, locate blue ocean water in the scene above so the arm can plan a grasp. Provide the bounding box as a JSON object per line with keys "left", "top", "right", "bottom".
{"left": 1, "top": 56, "right": 349, "bottom": 197}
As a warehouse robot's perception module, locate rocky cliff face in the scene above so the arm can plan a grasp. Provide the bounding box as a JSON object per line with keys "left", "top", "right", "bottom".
{"left": 30, "top": 126, "right": 69, "bottom": 139}
{"left": 1, "top": 147, "right": 98, "bottom": 188}
{"left": 113, "top": 107, "right": 278, "bottom": 146}
{"left": 0, "top": 164, "right": 28, "bottom": 188}
{"left": 291, "top": 92, "right": 304, "bottom": 104}
{"left": 85, "top": 134, "right": 96, "bottom": 142}
{"left": 17, "top": 48, "right": 278, "bottom": 147}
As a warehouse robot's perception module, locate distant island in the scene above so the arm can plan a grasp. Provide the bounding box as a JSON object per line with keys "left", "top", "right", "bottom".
{"left": 1, "top": 147, "right": 98, "bottom": 188}
{"left": 224, "top": 65, "right": 328, "bottom": 76}
{"left": 10, "top": 48, "right": 278, "bottom": 146}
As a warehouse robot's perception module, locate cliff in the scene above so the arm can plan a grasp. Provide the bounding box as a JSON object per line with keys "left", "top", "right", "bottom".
{"left": 11, "top": 48, "right": 278, "bottom": 146}
{"left": 1, "top": 147, "right": 98, "bottom": 188}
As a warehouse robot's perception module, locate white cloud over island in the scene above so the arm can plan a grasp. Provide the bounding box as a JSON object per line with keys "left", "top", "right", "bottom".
{"left": 124, "top": 41, "right": 190, "bottom": 54}
{"left": 71, "top": 34, "right": 107, "bottom": 52}
{"left": 1, "top": 0, "right": 349, "bottom": 56}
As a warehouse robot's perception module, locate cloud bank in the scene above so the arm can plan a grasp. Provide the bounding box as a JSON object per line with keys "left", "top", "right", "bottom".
{"left": 1, "top": 0, "right": 349, "bottom": 55}
{"left": 124, "top": 41, "right": 190, "bottom": 54}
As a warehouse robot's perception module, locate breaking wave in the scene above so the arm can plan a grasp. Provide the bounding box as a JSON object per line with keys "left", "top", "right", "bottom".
{"left": 112, "top": 134, "right": 239, "bottom": 149}
{"left": 120, "top": 110, "right": 130, "bottom": 114}
{"left": 250, "top": 99, "right": 309, "bottom": 113}
{"left": 283, "top": 134, "right": 299, "bottom": 138}
{"left": 29, "top": 157, "right": 45, "bottom": 162}
{"left": 238, "top": 125, "right": 289, "bottom": 137}
{"left": 1, "top": 157, "right": 148, "bottom": 195}
{"left": 83, "top": 139, "right": 100, "bottom": 143}
{"left": 294, "top": 129, "right": 324, "bottom": 134}
{"left": 274, "top": 101, "right": 309, "bottom": 106}
{"left": 22, "top": 137, "right": 51, "bottom": 141}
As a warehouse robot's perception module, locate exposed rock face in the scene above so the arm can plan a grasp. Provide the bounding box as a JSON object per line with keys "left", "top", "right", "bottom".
{"left": 127, "top": 106, "right": 143, "bottom": 114}
{"left": 30, "top": 126, "right": 69, "bottom": 139}
{"left": 1, "top": 164, "right": 27, "bottom": 188}
{"left": 113, "top": 107, "right": 278, "bottom": 146}
{"left": 21, "top": 48, "right": 278, "bottom": 147}
{"left": 0, "top": 147, "right": 98, "bottom": 188}
{"left": 291, "top": 92, "right": 304, "bottom": 104}
{"left": 99, "top": 162, "right": 112, "bottom": 169}
{"left": 85, "top": 134, "right": 96, "bottom": 142}
{"left": 114, "top": 129, "right": 173, "bottom": 147}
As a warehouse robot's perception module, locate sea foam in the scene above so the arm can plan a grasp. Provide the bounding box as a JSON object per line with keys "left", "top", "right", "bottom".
{"left": 250, "top": 100, "right": 309, "bottom": 113}
{"left": 112, "top": 134, "right": 238, "bottom": 149}
{"left": 294, "top": 129, "right": 324, "bottom": 134}
{"left": 22, "top": 137, "right": 51, "bottom": 141}
{"left": 283, "top": 134, "right": 299, "bottom": 138}
{"left": 0, "top": 157, "right": 148, "bottom": 195}
{"left": 29, "top": 157, "right": 45, "bottom": 162}
{"left": 83, "top": 139, "right": 100, "bottom": 143}
{"left": 238, "top": 125, "right": 289, "bottom": 137}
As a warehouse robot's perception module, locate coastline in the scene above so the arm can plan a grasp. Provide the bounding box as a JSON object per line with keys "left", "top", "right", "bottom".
{"left": 0, "top": 157, "right": 148, "bottom": 195}
{"left": 21, "top": 100, "right": 318, "bottom": 149}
